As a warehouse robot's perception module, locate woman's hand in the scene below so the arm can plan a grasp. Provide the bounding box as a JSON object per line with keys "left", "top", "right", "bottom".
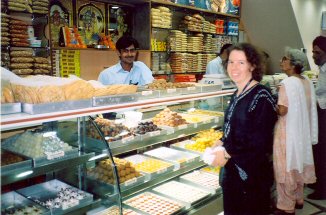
{"left": 212, "top": 139, "right": 223, "bottom": 147}
{"left": 211, "top": 147, "right": 230, "bottom": 167}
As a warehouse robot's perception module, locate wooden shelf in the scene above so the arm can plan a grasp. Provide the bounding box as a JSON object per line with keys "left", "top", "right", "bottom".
{"left": 52, "top": 47, "right": 150, "bottom": 52}
{"left": 151, "top": 0, "right": 240, "bottom": 18}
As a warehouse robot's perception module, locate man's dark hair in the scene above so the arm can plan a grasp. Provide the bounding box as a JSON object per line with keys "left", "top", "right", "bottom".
{"left": 116, "top": 35, "right": 139, "bottom": 51}
{"left": 220, "top": 43, "right": 232, "bottom": 55}
{"left": 313, "top": 36, "right": 326, "bottom": 53}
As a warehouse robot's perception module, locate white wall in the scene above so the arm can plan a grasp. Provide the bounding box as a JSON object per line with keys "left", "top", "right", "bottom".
{"left": 290, "top": 0, "right": 326, "bottom": 72}
{"left": 241, "top": 0, "right": 326, "bottom": 74}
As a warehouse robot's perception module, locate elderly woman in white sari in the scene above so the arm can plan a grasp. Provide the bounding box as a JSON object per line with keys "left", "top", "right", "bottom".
{"left": 273, "top": 48, "right": 318, "bottom": 215}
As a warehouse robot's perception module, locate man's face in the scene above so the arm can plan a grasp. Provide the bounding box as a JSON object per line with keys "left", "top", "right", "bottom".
{"left": 118, "top": 44, "right": 137, "bottom": 65}
{"left": 312, "top": 45, "right": 326, "bottom": 66}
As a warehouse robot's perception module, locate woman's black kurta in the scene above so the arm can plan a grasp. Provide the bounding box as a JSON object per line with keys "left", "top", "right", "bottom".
{"left": 220, "top": 84, "right": 277, "bottom": 215}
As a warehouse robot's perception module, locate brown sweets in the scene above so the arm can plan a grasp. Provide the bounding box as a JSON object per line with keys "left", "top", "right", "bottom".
{"left": 152, "top": 108, "right": 187, "bottom": 127}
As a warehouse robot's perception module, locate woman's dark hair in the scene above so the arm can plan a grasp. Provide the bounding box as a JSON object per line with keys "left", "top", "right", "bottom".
{"left": 224, "top": 43, "right": 264, "bottom": 82}
{"left": 116, "top": 35, "right": 139, "bottom": 51}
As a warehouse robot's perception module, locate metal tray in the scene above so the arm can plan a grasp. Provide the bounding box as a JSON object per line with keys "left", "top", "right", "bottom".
{"left": 179, "top": 86, "right": 201, "bottom": 94}
{"left": 124, "top": 192, "right": 185, "bottom": 215}
{"left": 2, "top": 134, "right": 79, "bottom": 167}
{"left": 178, "top": 113, "right": 218, "bottom": 125}
{"left": 144, "top": 147, "right": 200, "bottom": 169}
{"left": 92, "top": 94, "right": 139, "bottom": 106}
{"left": 1, "top": 103, "right": 21, "bottom": 115}
{"left": 179, "top": 170, "right": 220, "bottom": 193}
{"left": 1, "top": 191, "right": 50, "bottom": 215}
{"left": 123, "top": 154, "right": 174, "bottom": 181}
{"left": 22, "top": 99, "right": 92, "bottom": 114}
{"left": 89, "top": 205, "right": 144, "bottom": 215}
{"left": 195, "top": 84, "right": 222, "bottom": 92}
{"left": 151, "top": 180, "right": 211, "bottom": 208}
{"left": 1, "top": 150, "right": 32, "bottom": 173}
{"left": 137, "top": 90, "right": 160, "bottom": 100}
{"left": 138, "top": 129, "right": 167, "bottom": 140}
{"left": 171, "top": 139, "right": 203, "bottom": 155}
{"left": 17, "top": 179, "right": 93, "bottom": 214}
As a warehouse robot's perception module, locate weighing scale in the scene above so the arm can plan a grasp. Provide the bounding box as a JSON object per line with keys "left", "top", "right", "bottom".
{"left": 199, "top": 74, "right": 236, "bottom": 89}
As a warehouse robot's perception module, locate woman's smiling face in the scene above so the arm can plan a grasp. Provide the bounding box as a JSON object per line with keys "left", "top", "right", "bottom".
{"left": 227, "top": 50, "right": 254, "bottom": 85}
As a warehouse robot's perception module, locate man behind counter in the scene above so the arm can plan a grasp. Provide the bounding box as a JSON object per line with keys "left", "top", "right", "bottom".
{"left": 98, "top": 35, "right": 154, "bottom": 86}
{"left": 205, "top": 43, "right": 232, "bottom": 75}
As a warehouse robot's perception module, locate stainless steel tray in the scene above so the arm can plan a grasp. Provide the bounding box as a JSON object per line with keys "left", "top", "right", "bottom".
{"left": 1, "top": 103, "right": 21, "bottom": 115}
{"left": 124, "top": 192, "right": 185, "bottom": 215}
{"left": 1, "top": 191, "right": 50, "bottom": 215}
{"left": 137, "top": 90, "right": 160, "bottom": 100}
{"left": 22, "top": 99, "right": 92, "bottom": 114}
{"left": 138, "top": 129, "right": 167, "bottom": 140}
{"left": 1, "top": 150, "right": 32, "bottom": 173}
{"left": 196, "top": 84, "right": 222, "bottom": 92}
{"left": 17, "top": 179, "right": 93, "bottom": 214}
{"left": 151, "top": 180, "right": 211, "bottom": 208}
{"left": 180, "top": 86, "right": 201, "bottom": 94}
{"left": 92, "top": 94, "right": 139, "bottom": 106}
{"left": 179, "top": 170, "right": 220, "bottom": 194}
{"left": 171, "top": 139, "right": 203, "bottom": 155}
{"left": 2, "top": 134, "right": 79, "bottom": 167}
{"left": 123, "top": 154, "right": 174, "bottom": 181}
{"left": 144, "top": 147, "right": 200, "bottom": 169}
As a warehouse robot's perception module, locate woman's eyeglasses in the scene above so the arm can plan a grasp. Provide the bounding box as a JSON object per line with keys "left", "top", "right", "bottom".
{"left": 281, "top": 56, "right": 290, "bottom": 62}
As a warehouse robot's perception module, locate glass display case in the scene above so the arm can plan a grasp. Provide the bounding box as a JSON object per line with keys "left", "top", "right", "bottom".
{"left": 1, "top": 89, "right": 234, "bottom": 214}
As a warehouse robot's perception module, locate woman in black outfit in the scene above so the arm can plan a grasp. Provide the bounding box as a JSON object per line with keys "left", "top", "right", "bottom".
{"left": 211, "top": 43, "right": 277, "bottom": 215}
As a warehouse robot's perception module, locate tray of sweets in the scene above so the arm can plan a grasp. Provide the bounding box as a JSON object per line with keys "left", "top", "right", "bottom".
{"left": 22, "top": 99, "right": 92, "bottom": 114}
{"left": 87, "top": 159, "right": 146, "bottom": 192}
{"left": 178, "top": 113, "right": 218, "bottom": 124}
{"left": 1, "top": 191, "right": 50, "bottom": 215}
{"left": 1, "top": 103, "right": 21, "bottom": 115}
{"left": 171, "top": 139, "right": 203, "bottom": 155}
{"left": 179, "top": 170, "right": 220, "bottom": 193}
{"left": 187, "top": 109, "right": 224, "bottom": 117}
{"left": 144, "top": 147, "right": 200, "bottom": 169}
{"left": 17, "top": 179, "right": 93, "bottom": 214}
{"left": 92, "top": 94, "right": 139, "bottom": 106}
{"left": 151, "top": 180, "right": 211, "bottom": 208}
{"left": 1, "top": 150, "right": 32, "bottom": 173}
{"left": 123, "top": 154, "right": 174, "bottom": 180}
{"left": 91, "top": 205, "right": 143, "bottom": 215}
{"left": 124, "top": 192, "right": 184, "bottom": 215}
{"left": 2, "top": 132, "right": 79, "bottom": 167}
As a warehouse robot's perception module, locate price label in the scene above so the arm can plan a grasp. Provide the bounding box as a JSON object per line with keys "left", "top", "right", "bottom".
{"left": 122, "top": 136, "right": 135, "bottom": 143}
{"left": 124, "top": 177, "right": 137, "bottom": 186}
{"left": 157, "top": 168, "right": 167, "bottom": 174}
{"left": 149, "top": 130, "right": 160, "bottom": 136}
{"left": 178, "top": 124, "right": 188, "bottom": 130}
{"left": 62, "top": 199, "right": 79, "bottom": 210}
{"left": 142, "top": 91, "right": 153, "bottom": 96}
{"left": 167, "top": 88, "right": 176, "bottom": 93}
{"left": 187, "top": 87, "right": 196, "bottom": 91}
{"left": 193, "top": 123, "right": 198, "bottom": 128}
{"left": 46, "top": 151, "right": 65, "bottom": 160}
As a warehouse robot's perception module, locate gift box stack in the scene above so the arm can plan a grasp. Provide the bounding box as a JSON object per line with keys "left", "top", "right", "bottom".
{"left": 169, "top": 30, "right": 187, "bottom": 52}
{"left": 187, "top": 36, "right": 203, "bottom": 53}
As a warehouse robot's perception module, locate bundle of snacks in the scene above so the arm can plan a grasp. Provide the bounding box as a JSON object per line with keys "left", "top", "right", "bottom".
{"left": 9, "top": 19, "right": 30, "bottom": 47}
{"left": 169, "top": 30, "right": 187, "bottom": 52}
{"left": 9, "top": 49, "right": 34, "bottom": 75}
{"left": 32, "top": 0, "right": 49, "bottom": 14}
{"left": 33, "top": 57, "right": 51, "bottom": 74}
{"left": 89, "top": 80, "right": 138, "bottom": 97}
{"left": 152, "top": 108, "right": 187, "bottom": 127}
{"left": 1, "top": 13, "right": 10, "bottom": 47}
{"left": 151, "top": 6, "right": 172, "bottom": 29}
{"left": 147, "top": 79, "right": 194, "bottom": 90}
{"left": 8, "top": 0, "right": 32, "bottom": 13}
{"left": 87, "top": 157, "right": 141, "bottom": 184}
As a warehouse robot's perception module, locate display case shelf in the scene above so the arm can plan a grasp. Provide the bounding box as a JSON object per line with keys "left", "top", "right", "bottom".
{"left": 1, "top": 152, "right": 95, "bottom": 185}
